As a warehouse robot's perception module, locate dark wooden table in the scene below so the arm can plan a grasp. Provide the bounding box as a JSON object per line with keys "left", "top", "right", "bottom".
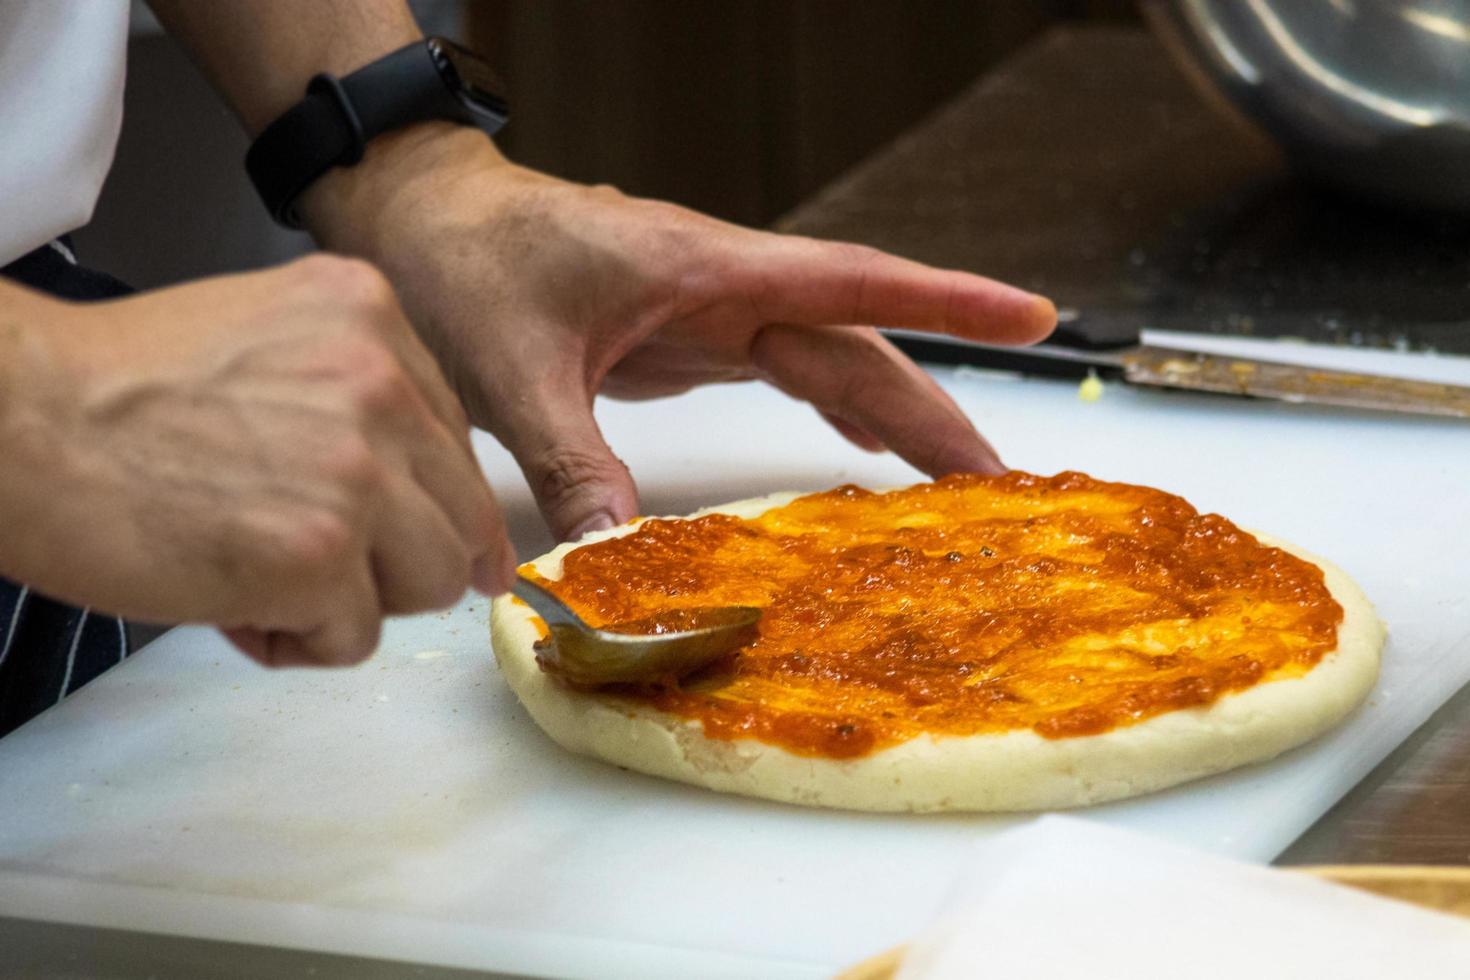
{"left": 782, "top": 26, "right": 1470, "bottom": 866}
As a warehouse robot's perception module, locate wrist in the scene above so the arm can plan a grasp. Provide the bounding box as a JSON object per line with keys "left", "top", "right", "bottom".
{"left": 298, "top": 121, "right": 516, "bottom": 255}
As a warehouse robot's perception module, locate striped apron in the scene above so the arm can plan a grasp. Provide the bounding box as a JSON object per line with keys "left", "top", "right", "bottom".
{"left": 0, "top": 237, "right": 134, "bottom": 737}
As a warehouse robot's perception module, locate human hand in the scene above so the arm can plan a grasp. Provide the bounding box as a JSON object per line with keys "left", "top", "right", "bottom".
{"left": 304, "top": 128, "right": 1057, "bottom": 542}
{"left": 0, "top": 256, "right": 511, "bottom": 666}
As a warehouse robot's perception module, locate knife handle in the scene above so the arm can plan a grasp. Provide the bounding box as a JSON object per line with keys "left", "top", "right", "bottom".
{"left": 886, "top": 314, "right": 1139, "bottom": 380}
{"left": 886, "top": 334, "right": 1104, "bottom": 379}
{"left": 1048, "top": 316, "right": 1141, "bottom": 350}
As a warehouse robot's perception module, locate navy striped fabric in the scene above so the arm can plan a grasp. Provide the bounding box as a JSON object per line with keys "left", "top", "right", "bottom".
{"left": 0, "top": 238, "right": 133, "bottom": 738}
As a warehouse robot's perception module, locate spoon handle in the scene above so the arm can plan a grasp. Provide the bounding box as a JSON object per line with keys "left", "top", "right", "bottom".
{"left": 511, "top": 576, "right": 589, "bottom": 631}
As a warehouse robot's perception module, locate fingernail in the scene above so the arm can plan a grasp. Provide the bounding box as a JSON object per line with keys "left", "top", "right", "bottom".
{"left": 978, "top": 454, "right": 1008, "bottom": 476}
{"left": 958, "top": 442, "right": 1007, "bottom": 477}
{"left": 974, "top": 438, "right": 1008, "bottom": 476}
{"left": 567, "top": 512, "right": 616, "bottom": 541}
{"left": 1027, "top": 294, "right": 1059, "bottom": 334}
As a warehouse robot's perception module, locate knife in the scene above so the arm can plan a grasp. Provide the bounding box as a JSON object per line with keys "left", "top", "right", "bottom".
{"left": 884, "top": 319, "right": 1470, "bottom": 420}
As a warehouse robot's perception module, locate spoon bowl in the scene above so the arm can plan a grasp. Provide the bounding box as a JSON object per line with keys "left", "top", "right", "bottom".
{"left": 511, "top": 577, "right": 761, "bottom": 687}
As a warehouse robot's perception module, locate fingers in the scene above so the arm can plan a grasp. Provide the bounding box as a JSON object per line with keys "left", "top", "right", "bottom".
{"left": 276, "top": 257, "right": 513, "bottom": 645}
{"left": 288, "top": 555, "right": 380, "bottom": 665}
{"left": 370, "top": 472, "right": 474, "bottom": 614}
{"left": 819, "top": 411, "right": 885, "bottom": 453}
{"left": 291, "top": 253, "right": 474, "bottom": 448}
{"left": 379, "top": 316, "right": 477, "bottom": 451}
{"left": 316, "top": 260, "right": 513, "bottom": 597}
{"left": 397, "top": 409, "right": 515, "bottom": 596}
{"left": 222, "top": 627, "right": 270, "bottom": 662}
{"left": 752, "top": 325, "right": 1006, "bottom": 476}
{"left": 222, "top": 627, "right": 349, "bottom": 669}
{"left": 224, "top": 560, "right": 382, "bottom": 668}
{"left": 267, "top": 608, "right": 382, "bottom": 667}
{"left": 331, "top": 258, "right": 513, "bottom": 590}
{"left": 494, "top": 377, "right": 640, "bottom": 542}
{"left": 410, "top": 450, "right": 515, "bottom": 598}
{"left": 736, "top": 233, "right": 1057, "bottom": 346}
{"left": 371, "top": 426, "right": 515, "bottom": 608}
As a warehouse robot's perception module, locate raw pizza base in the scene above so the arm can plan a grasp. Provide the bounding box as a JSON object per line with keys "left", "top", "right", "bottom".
{"left": 490, "top": 491, "right": 1384, "bottom": 813}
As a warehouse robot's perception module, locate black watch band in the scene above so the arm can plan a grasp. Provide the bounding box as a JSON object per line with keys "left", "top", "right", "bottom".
{"left": 245, "top": 37, "right": 509, "bottom": 229}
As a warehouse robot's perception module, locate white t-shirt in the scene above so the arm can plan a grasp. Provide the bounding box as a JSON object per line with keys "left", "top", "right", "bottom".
{"left": 0, "top": 0, "right": 129, "bottom": 266}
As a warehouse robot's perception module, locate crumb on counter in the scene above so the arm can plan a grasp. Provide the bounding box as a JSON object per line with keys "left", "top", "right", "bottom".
{"left": 1078, "top": 369, "right": 1104, "bottom": 402}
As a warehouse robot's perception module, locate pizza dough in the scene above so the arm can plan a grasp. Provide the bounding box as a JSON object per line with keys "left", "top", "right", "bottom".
{"left": 490, "top": 482, "right": 1384, "bottom": 813}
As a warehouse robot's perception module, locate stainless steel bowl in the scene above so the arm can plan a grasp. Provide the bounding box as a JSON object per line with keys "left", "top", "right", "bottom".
{"left": 1144, "top": 0, "right": 1470, "bottom": 211}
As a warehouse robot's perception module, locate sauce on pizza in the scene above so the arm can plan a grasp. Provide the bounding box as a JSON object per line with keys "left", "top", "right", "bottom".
{"left": 526, "top": 472, "right": 1343, "bottom": 759}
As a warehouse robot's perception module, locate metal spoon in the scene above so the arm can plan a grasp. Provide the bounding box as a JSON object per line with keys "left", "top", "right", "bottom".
{"left": 512, "top": 576, "right": 761, "bottom": 687}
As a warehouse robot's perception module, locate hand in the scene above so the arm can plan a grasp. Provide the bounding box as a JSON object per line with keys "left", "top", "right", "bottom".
{"left": 304, "top": 127, "right": 1057, "bottom": 542}
{"left": 0, "top": 256, "right": 512, "bottom": 666}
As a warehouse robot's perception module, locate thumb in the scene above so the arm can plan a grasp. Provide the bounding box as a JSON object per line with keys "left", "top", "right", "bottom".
{"left": 499, "top": 383, "right": 640, "bottom": 542}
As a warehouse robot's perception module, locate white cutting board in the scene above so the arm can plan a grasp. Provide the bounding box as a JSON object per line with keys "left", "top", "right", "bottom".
{"left": 2, "top": 336, "right": 1468, "bottom": 979}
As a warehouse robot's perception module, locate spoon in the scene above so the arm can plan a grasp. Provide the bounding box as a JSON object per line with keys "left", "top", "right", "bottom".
{"left": 511, "top": 576, "right": 762, "bottom": 687}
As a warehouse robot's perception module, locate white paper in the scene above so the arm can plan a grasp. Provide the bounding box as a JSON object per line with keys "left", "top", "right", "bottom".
{"left": 898, "top": 816, "right": 1470, "bottom": 979}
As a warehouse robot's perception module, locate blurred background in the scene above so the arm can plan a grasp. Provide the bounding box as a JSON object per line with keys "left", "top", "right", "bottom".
{"left": 76, "top": 0, "right": 1469, "bottom": 355}
{"left": 78, "top": 0, "right": 1133, "bottom": 288}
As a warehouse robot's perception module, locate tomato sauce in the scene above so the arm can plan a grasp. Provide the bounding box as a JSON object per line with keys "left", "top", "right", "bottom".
{"left": 526, "top": 472, "right": 1343, "bottom": 759}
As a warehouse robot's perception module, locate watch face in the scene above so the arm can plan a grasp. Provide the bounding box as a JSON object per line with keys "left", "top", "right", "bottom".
{"left": 428, "top": 38, "right": 510, "bottom": 124}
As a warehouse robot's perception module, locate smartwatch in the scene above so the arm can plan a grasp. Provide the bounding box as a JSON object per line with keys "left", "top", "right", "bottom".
{"left": 245, "top": 37, "right": 510, "bottom": 228}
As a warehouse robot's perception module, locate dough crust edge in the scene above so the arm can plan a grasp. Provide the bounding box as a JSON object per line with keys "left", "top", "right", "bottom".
{"left": 489, "top": 490, "right": 1384, "bottom": 813}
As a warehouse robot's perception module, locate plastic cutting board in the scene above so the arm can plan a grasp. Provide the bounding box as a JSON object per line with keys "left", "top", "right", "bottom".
{"left": 2, "top": 334, "right": 1468, "bottom": 978}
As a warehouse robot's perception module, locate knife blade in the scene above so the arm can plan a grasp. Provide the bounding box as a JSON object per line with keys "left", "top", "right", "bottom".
{"left": 883, "top": 321, "right": 1470, "bottom": 420}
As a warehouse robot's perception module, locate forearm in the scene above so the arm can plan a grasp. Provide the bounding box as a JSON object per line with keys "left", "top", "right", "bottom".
{"left": 146, "top": 0, "right": 514, "bottom": 255}
{"left": 0, "top": 280, "right": 72, "bottom": 439}
{"left": 0, "top": 284, "right": 85, "bottom": 588}
{"left": 146, "top": 0, "right": 421, "bottom": 135}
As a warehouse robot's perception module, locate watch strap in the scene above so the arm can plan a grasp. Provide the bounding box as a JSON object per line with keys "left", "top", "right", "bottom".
{"left": 245, "top": 41, "right": 479, "bottom": 229}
